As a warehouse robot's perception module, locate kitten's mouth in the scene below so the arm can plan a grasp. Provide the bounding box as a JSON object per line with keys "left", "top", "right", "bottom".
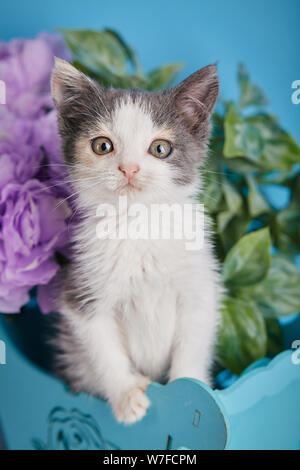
{"left": 120, "top": 180, "right": 141, "bottom": 191}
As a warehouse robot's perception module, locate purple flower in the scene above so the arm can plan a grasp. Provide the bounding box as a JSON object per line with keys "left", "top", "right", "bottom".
{"left": 0, "top": 33, "right": 72, "bottom": 313}
{"left": 32, "top": 110, "right": 70, "bottom": 194}
{"left": 0, "top": 33, "right": 70, "bottom": 119}
{"left": 0, "top": 111, "right": 43, "bottom": 186}
{"left": 0, "top": 33, "right": 70, "bottom": 191}
{"left": 0, "top": 179, "right": 69, "bottom": 313}
{"left": 0, "top": 108, "right": 70, "bottom": 198}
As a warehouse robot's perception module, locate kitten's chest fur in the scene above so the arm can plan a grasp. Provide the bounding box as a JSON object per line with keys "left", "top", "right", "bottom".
{"left": 116, "top": 239, "right": 180, "bottom": 380}
{"left": 72, "top": 231, "right": 184, "bottom": 380}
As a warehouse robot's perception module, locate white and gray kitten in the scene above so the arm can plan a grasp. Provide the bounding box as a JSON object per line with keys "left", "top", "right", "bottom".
{"left": 51, "top": 58, "right": 221, "bottom": 424}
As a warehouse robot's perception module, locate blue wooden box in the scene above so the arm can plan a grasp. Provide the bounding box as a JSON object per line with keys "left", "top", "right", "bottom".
{"left": 0, "top": 305, "right": 300, "bottom": 450}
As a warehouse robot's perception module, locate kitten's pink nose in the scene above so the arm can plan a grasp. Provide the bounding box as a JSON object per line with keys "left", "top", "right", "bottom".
{"left": 119, "top": 163, "right": 140, "bottom": 180}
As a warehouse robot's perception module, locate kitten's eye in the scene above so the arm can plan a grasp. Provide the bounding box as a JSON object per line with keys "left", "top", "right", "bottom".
{"left": 148, "top": 139, "right": 172, "bottom": 159}
{"left": 91, "top": 136, "right": 114, "bottom": 155}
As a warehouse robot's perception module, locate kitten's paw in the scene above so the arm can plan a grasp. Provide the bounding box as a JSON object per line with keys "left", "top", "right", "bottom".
{"left": 135, "top": 375, "right": 151, "bottom": 392}
{"left": 112, "top": 378, "right": 151, "bottom": 424}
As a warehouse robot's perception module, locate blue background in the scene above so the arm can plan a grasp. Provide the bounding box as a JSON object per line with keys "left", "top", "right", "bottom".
{"left": 1, "top": 0, "right": 300, "bottom": 140}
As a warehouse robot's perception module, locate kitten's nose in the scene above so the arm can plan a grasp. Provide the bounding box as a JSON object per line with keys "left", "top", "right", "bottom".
{"left": 118, "top": 163, "right": 140, "bottom": 180}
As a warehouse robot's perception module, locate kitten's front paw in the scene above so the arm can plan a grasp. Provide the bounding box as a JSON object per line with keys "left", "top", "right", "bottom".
{"left": 112, "top": 377, "right": 151, "bottom": 425}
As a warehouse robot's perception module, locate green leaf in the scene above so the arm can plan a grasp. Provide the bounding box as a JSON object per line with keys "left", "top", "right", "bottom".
{"left": 59, "top": 28, "right": 129, "bottom": 73}
{"left": 224, "top": 109, "right": 300, "bottom": 171}
{"left": 222, "top": 227, "right": 271, "bottom": 287}
{"left": 201, "top": 159, "right": 223, "bottom": 213}
{"left": 224, "top": 106, "right": 264, "bottom": 162}
{"left": 240, "top": 256, "right": 300, "bottom": 317}
{"left": 289, "top": 173, "right": 300, "bottom": 207}
{"left": 217, "top": 296, "right": 267, "bottom": 374}
{"left": 265, "top": 318, "right": 284, "bottom": 357}
{"left": 104, "top": 29, "right": 143, "bottom": 75}
{"left": 238, "top": 63, "right": 268, "bottom": 108}
{"left": 147, "top": 63, "right": 184, "bottom": 91}
{"left": 211, "top": 113, "right": 225, "bottom": 140}
{"left": 246, "top": 175, "right": 270, "bottom": 217}
{"left": 260, "top": 134, "right": 300, "bottom": 171}
{"left": 221, "top": 156, "right": 261, "bottom": 174}
{"left": 246, "top": 113, "right": 280, "bottom": 139}
{"left": 276, "top": 174, "right": 300, "bottom": 251}
{"left": 219, "top": 213, "right": 250, "bottom": 253}
{"left": 246, "top": 114, "right": 300, "bottom": 170}
{"left": 275, "top": 231, "right": 300, "bottom": 257}
{"left": 217, "top": 210, "right": 234, "bottom": 233}
{"left": 277, "top": 208, "right": 300, "bottom": 251}
{"left": 257, "top": 169, "right": 295, "bottom": 185}
{"left": 58, "top": 28, "right": 147, "bottom": 88}
{"left": 223, "top": 180, "right": 243, "bottom": 214}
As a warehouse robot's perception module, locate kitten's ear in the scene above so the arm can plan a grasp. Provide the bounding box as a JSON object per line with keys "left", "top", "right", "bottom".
{"left": 51, "top": 58, "right": 101, "bottom": 116}
{"left": 173, "top": 65, "right": 219, "bottom": 134}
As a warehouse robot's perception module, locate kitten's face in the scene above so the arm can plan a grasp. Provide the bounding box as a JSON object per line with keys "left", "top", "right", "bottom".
{"left": 51, "top": 60, "right": 218, "bottom": 206}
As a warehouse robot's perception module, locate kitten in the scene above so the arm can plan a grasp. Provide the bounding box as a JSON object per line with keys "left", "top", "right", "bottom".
{"left": 51, "top": 58, "right": 221, "bottom": 424}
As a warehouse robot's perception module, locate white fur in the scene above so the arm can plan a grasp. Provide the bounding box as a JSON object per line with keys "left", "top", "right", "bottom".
{"left": 57, "top": 98, "right": 221, "bottom": 424}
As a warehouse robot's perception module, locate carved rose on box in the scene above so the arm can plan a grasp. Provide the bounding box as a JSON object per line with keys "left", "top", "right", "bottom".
{"left": 32, "top": 407, "right": 117, "bottom": 450}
